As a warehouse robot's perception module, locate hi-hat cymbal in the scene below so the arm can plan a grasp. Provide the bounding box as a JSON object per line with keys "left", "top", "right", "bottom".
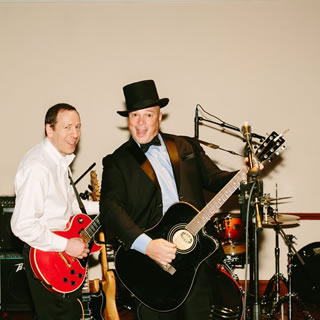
{"left": 262, "top": 214, "right": 300, "bottom": 227}
{"left": 268, "top": 196, "right": 293, "bottom": 201}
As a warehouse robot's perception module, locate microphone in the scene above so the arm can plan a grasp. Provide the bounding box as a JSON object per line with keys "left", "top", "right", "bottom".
{"left": 194, "top": 106, "right": 199, "bottom": 138}
{"left": 241, "top": 121, "right": 251, "bottom": 141}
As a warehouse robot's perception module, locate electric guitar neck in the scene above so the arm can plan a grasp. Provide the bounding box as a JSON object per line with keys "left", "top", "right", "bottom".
{"left": 90, "top": 170, "right": 120, "bottom": 320}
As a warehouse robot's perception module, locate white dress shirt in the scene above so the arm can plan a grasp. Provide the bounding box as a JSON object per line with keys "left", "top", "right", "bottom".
{"left": 11, "top": 138, "right": 99, "bottom": 252}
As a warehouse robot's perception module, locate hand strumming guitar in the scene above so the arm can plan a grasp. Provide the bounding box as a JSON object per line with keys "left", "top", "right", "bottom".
{"left": 65, "top": 237, "right": 90, "bottom": 259}
{"left": 145, "top": 238, "right": 177, "bottom": 266}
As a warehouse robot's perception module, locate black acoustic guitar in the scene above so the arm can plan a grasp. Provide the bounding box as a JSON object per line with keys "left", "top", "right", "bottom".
{"left": 115, "top": 131, "right": 285, "bottom": 312}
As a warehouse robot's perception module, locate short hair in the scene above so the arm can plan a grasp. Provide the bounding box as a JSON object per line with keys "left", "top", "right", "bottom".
{"left": 44, "top": 103, "right": 78, "bottom": 136}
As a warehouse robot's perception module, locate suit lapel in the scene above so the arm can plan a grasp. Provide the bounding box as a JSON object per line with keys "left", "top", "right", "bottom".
{"left": 125, "top": 135, "right": 181, "bottom": 192}
{"left": 125, "top": 138, "right": 160, "bottom": 188}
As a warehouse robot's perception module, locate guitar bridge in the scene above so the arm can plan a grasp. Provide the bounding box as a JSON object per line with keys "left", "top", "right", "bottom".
{"left": 159, "top": 263, "right": 176, "bottom": 275}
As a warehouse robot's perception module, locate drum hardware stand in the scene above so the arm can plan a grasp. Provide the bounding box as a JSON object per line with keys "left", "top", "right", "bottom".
{"left": 261, "top": 206, "right": 288, "bottom": 318}
{"left": 264, "top": 216, "right": 314, "bottom": 320}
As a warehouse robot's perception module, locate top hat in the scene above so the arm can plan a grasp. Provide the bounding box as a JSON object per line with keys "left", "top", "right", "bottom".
{"left": 117, "top": 80, "right": 169, "bottom": 117}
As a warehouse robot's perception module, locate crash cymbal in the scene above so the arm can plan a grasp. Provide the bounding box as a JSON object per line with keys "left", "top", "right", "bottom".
{"left": 262, "top": 213, "right": 300, "bottom": 227}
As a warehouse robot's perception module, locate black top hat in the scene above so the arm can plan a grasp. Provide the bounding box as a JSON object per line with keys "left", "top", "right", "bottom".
{"left": 117, "top": 80, "right": 169, "bottom": 117}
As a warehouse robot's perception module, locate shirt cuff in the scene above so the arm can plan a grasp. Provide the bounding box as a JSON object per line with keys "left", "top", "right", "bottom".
{"left": 54, "top": 234, "right": 69, "bottom": 252}
{"left": 131, "top": 233, "right": 152, "bottom": 254}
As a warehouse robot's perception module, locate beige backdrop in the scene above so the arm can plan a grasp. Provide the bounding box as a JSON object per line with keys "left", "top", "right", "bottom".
{"left": 1, "top": 0, "right": 319, "bottom": 280}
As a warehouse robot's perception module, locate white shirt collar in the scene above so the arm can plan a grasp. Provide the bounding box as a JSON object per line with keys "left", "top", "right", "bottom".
{"left": 44, "top": 138, "right": 75, "bottom": 168}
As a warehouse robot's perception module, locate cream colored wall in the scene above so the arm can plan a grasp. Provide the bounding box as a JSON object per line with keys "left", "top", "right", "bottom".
{"left": 1, "top": 0, "right": 319, "bottom": 280}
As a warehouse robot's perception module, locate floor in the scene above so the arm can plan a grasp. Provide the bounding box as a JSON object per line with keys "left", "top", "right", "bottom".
{"left": 0, "top": 310, "right": 135, "bottom": 320}
{"left": 1, "top": 281, "right": 319, "bottom": 320}
{"left": 2, "top": 300, "right": 319, "bottom": 320}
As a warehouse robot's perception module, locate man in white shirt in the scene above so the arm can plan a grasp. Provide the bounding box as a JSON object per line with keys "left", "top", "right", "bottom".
{"left": 11, "top": 103, "right": 99, "bottom": 320}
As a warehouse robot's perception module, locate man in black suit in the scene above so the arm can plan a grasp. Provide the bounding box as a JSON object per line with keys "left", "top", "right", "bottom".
{"left": 100, "top": 80, "right": 244, "bottom": 319}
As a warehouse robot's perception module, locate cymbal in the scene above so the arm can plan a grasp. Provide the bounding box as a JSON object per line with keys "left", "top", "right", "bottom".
{"left": 268, "top": 201, "right": 291, "bottom": 205}
{"left": 262, "top": 214, "right": 300, "bottom": 227}
{"left": 267, "top": 196, "right": 293, "bottom": 201}
{"left": 262, "top": 196, "right": 293, "bottom": 205}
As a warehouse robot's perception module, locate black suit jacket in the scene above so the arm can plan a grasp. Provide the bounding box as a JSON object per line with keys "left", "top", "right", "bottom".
{"left": 99, "top": 132, "right": 237, "bottom": 250}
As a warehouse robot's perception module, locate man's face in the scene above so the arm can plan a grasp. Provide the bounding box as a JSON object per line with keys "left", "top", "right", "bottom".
{"left": 46, "top": 109, "right": 81, "bottom": 156}
{"left": 128, "top": 106, "right": 162, "bottom": 144}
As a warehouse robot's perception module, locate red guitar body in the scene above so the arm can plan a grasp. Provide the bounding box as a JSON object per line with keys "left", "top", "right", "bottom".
{"left": 29, "top": 214, "right": 101, "bottom": 294}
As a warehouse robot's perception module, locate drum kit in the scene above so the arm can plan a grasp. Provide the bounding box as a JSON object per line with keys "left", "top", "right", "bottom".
{"left": 212, "top": 194, "right": 318, "bottom": 320}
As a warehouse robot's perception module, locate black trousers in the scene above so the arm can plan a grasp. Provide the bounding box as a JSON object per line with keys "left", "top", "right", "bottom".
{"left": 23, "top": 246, "right": 82, "bottom": 320}
{"left": 136, "top": 260, "right": 243, "bottom": 320}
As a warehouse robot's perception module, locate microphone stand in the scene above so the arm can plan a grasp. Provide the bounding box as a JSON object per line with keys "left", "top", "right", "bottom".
{"left": 194, "top": 112, "right": 266, "bottom": 318}
{"left": 239, "top": 131, "right": 264, "bottom": 320}
{"left": 73, "top": 162, "right": 96, "bottom": 200}
{"left": 74, "top": 162, "right": 96, "bottom": 185}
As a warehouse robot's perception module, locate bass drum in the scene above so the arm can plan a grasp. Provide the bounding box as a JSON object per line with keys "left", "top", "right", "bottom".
{"left": 292, "top": 242, "right": 320, "bottom": 305}
{"left": 209, "top": 263, "right": 244, "bottom": 319}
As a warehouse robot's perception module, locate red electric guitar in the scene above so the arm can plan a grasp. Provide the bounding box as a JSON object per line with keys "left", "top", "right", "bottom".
{"left": 29, "top": 197, "right": 101, "bottom": 293}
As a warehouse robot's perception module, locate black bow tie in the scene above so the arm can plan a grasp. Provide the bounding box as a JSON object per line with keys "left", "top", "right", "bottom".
{"left": 140, "top": 135, "right": 161, "bottom": 153}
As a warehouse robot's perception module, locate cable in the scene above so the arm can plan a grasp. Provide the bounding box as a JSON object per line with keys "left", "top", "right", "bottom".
{"left": 242, "top": 180, "right": 257, "bottom": 320}
{"left": 196, "top": 104, "right": 240, "bottom": 131}
{"left": 77, "top": 298, "right": 84, "bottom": 320}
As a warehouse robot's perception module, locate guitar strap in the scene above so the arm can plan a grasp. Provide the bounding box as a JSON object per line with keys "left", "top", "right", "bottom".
{"left": 162, "top": 135, "right": 180, "bottom": 192}
{"left": 68, "top": 170, "right": 87, "bottom": 214}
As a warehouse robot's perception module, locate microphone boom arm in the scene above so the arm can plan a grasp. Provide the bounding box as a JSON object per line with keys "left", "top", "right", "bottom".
{"left": 198, "top": 117, "right": 265, "bottom": 140}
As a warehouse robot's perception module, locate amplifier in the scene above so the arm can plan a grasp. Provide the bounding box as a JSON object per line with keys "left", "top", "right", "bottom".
{"left": 0, "top": 196, "right": 15, "bottom": 210}
{"left": 0, "top": 254, "right": 33, "bottom": 311}
{"left": 0, "top": 196, "right": 23, "bottom": 253}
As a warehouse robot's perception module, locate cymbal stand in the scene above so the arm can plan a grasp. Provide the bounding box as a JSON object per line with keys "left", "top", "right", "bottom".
{"left": 267, "top": 220, "right": 314, "bottom": 320}
{"left": 262, "top": 207, "right": 288, "bottom": 317}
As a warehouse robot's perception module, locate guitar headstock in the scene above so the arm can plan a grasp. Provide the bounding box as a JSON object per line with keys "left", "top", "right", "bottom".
{"left": 90, "top": 170, "right": 100, "bottom": 202}
{"left": 255, "top": 131, "right": 286, "bottom": 163}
